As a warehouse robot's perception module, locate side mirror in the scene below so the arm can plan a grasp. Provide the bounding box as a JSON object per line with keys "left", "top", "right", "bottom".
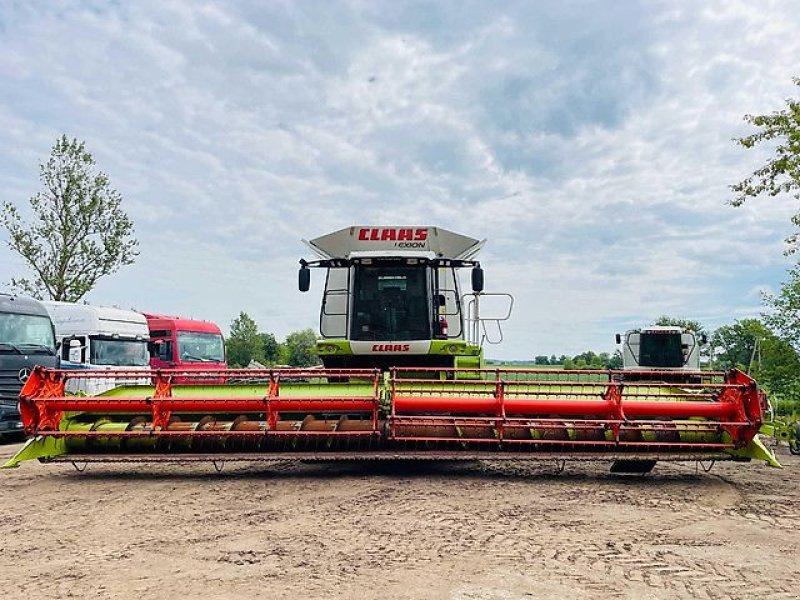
{"left": 615, "top": 333, "right": 621, "bottom": 344}
{"left": 700, "top": 333, "right": 708, "bottom": 345}
{"left": 471, "top": 266, "right": 484, "bottom": 293}
{"left": 299, "top": 266, "right": 311, "bottom": 292}
{"left": 68, "top": 339, "right": 83, "bottom": 364}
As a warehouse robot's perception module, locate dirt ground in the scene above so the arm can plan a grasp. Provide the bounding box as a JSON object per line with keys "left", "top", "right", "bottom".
{"left": 0, "top": 443, "right": 798, "bottom": 600}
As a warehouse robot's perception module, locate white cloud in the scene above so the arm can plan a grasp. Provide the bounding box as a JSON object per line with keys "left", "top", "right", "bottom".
{"left": 0, "top": 0, "right": 799, "bottom": 358}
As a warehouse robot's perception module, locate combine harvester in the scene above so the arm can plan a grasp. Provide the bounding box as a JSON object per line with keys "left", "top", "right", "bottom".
{"left": 3, "top": 226, "right": 779, "bottom": 472}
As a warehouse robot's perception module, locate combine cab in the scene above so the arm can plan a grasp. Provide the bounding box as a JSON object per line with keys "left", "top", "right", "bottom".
{"left": 2, "top": 226, "right": 779, "bottom": 471}
{"left": 299, "top": 226, "right": 512, "bottom": 372}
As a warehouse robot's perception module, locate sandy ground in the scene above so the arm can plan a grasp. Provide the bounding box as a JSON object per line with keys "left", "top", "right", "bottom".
{"left": 0, "top": 443, "right": 798, "bottom": 600}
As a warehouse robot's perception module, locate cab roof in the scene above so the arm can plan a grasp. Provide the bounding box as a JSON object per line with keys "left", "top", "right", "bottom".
{"left": 1, "top": 292, "right": 52, "bottom": 318}
{"left": 143, "top": 313, "right": 222, "bottom": 334}
{"left": 305, "top": 226, "right": 484, "bottom": 260}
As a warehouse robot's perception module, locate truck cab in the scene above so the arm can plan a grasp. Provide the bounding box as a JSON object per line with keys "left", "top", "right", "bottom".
{"left": 616, "top": 326, "right": 706, "bottom": 380}
{"left": 44, "top": 301, "right": 150, "bottom": 395}
{"left": 144, "top": 314, "right": 226, "bottom": 371}
{"left": 1, "top": 293, "right": 58, "bottom": 437}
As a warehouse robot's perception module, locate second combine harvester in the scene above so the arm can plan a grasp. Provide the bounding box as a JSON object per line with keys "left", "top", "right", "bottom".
{"left": 4, "top": 226, "right": 778, "bottom": 471}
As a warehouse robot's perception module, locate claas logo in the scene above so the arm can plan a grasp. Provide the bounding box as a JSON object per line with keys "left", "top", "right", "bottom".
{"left": 372, "top": 344, "right": 411, "bottom": 352}
{"left": 358, "top": 228, "right": 428, "bottom": 242}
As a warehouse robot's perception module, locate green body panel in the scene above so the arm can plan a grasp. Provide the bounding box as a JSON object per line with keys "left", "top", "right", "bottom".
{"left": 98, "top": 382, "right": 376, "bottom": 399}
{"left": 316, "top": 338, "right": 482, "bottom": 361}
{"left": 2, "top": 435, "right": 67, "bottom": 468}
{"left": 726, "top": 436, "right": 782, "bottom": 468}
{"left": 759, "top": 418, "right": 799, "bottom": 453}
{"left": 316, "top": 340, "right": 352, "bottom": 356}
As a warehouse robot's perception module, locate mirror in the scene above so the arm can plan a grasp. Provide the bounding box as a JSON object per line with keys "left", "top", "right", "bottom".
{"left": 615, "top": 333, "right": 621, "bottom": 344}
{"left": 68, "top": 338, "right": 83, "bottom": 364}
{"left": 471, "top": 266, "right": 484, "bottom": 292}
{"left": 299, "top": 266, "right": 311, "bottom": 292}
{"left": 700, "top": 332, "right": 708, "bottom": 345}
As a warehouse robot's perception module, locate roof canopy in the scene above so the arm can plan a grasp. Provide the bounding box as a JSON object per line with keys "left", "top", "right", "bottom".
{"left": 305, "top": 226, "right": 484, "bottom": 260}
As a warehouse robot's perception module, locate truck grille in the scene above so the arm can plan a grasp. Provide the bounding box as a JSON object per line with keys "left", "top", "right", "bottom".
{"left": 0, "top": 368, "right": 23, "bottom": 406}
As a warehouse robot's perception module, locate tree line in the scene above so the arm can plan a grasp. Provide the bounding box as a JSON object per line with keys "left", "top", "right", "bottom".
{"left": 225, "top": 312, "right": 320, "bottom": 368}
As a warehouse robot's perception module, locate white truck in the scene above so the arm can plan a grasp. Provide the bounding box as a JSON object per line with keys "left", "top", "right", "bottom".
{"left": 616, "top": 326, "right": 707, "bottom": 380}
{"left": 43, "top": 302, "right": 150, "bottom": 395}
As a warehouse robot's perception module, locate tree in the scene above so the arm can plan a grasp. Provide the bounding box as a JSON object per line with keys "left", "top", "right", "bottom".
{"left": 763, "top": 265, "right": 800, "bottom": 349}
{"left": 731, "top": 77, "right": 800, "bottom": 251}
{"left": 606, "top": 350, "right": 623, "bottom": 369}
{"left": 284, "top": 328, "right": 319, "bottom": 367}
{"left": 711, "top": 318, "right": 800, "bottom": 406}
{"left": 1, "top": 135, "right": 138, "bottom": 300}
{"left": 258, "top": 332, "right": 282, "bottom": 365}
{"left": 226, "top": 312, "right": 264, "bottom": 367}
{"left": 712, "top": 319, "right": 767, "bottom": 370}
{"left": 534, "top": 355, "right": 549, "bottom": 365}
{"left": 653, "top": 316, "right": 705, "bottom": 335}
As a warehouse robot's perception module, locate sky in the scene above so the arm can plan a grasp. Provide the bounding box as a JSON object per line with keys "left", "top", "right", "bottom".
{"left": 0, "top": 0, "right": 799, "bottom": 359}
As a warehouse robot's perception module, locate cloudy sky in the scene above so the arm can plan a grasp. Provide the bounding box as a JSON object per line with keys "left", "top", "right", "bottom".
{"left": 1, "top": 1, "right": 799, "bottom": 359}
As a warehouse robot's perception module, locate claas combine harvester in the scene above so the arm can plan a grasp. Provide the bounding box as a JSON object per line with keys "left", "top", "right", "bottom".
{"left": 3, "top": 226, "right": 780, "bottom": 472}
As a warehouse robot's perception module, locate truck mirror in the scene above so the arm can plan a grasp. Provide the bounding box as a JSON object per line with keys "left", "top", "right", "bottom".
{"left": 615, "top": 333, "right": 621, "bottom": 344}
{"left": 700, "top": 333, "right": 708, "bottom": 345}
{"left": 299, "top": 266, "right": 311, "bottom": 292}
{"left": 68, "top": 339, "right": 83, "bottom": 364}
{"left": 471, "top": 266, "right": 484, "bottom": 293}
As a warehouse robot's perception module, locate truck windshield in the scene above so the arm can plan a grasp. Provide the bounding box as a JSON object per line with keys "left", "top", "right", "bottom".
{"left": 90, "top": 338, "right": 150, "bottom": 366}
{"left": 351, "top": 265, "right": 431, "bottom": 341}
{"left": 177, "top": 332, "right": 224, "bottom": 362}
{"left": 0, "top": 313, "right": 55, "bottom": 354}
{"left": 639, "top": 333, "right": 684, "bottom": 368}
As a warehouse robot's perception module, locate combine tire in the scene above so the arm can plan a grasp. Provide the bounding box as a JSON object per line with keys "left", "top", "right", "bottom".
{"left": 609, "top": 459, "right": 657, "bottom": 475}
{"left": 790, "top": 424, "right": 800, "bottom": 455}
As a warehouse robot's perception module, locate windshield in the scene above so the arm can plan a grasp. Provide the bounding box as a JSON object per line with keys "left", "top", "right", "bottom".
{"left": 351, "top": 265, "right": 431, "bottom": 341}
{"left": 177, "top": 331, "right": 225, "bottom": 362}
{"left": 639, "top": 333, "right": 684, "bottom": 368}
{"left": 89, "top": 338, "right": 150, "bottom": 366}
{"left": 0, "top": 313, "right": 55, "bottom": 353}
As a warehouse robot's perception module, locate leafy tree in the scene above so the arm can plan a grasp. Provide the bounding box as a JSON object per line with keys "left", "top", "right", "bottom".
{"left": 712, "top": 319, "right": 764, "bottom": 370}
{"left": 653, "top": 316, "right": 705, "bottom": 335}
{"left": 731, "top": 77, "right": 800, "bottom": 251}
{"left": 763, "top": 265, "right": 800, "bottom": 349}
{"left": 258, "top": 332, "right": 282, "bottom": 365}
{"left": 284, "top": 328, "right": 320, "bottom": 367}
{"left": 0, "top": 135, "right": 138, "bottom": 300}
{"left": 711, "top": 318, "right": 800, "bottom": 407}
{"left": 549, "top": 354, "right": 558, "bottom": 365}
{"left": 227, "top": 312, "right": 264, "bottom": 367}
{"left": 606, "top": 350, "right": 623, "bottom": 369}
{"left": 534, "top": 355, "right": 549, "bottom": 365}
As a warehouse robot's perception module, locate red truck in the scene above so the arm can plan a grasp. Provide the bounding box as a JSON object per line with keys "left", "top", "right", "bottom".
{"left": 144, "top": 314, "right": 227, "bottom": 371}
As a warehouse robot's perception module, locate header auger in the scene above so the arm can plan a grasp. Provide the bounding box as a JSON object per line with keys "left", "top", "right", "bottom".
{"left": 3, "top": 225, "right": 780, "bottom": 471}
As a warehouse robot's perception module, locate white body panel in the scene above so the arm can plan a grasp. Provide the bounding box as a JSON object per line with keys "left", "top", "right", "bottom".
{"left": 43, "top": 302, "right": 150, "bottom": 395}
{"left": 621, "top": 326, "right": 700, "bottom": 371}
{"left": 307, "top": 226, "right": 484, "bottom": 260}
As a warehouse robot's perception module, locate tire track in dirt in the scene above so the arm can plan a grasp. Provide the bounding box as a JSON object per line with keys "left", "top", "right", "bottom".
{"left": 2, "top": 444, "right": 799, "bottom": 599}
